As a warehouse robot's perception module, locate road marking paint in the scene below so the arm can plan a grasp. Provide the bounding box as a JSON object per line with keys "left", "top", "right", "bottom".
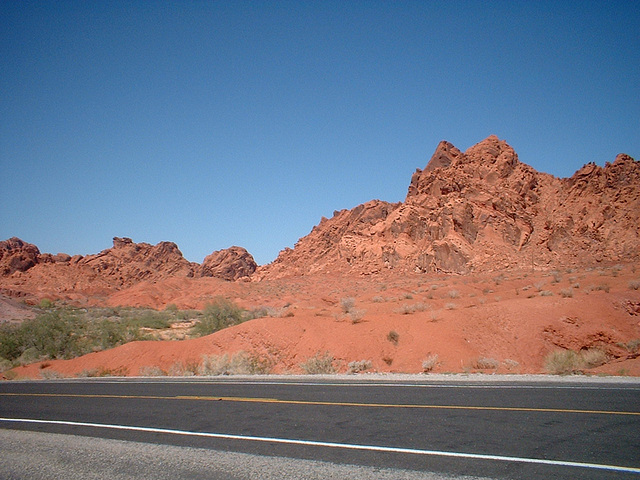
{"left": 1, "top": 417, "right": 638, "bottom": 474}
{"left": 2, "top": 392, "right": 639, "bottom": 416}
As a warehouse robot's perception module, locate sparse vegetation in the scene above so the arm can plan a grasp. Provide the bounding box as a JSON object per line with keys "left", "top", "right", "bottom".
{"left": 474, "top": 357, "right": 499, "bottom": 370}
{"left": 199, "top": 351, "right": 273, "bottom": 375}
{"left": 347, "top": 359, "right": 372, "bottom": 374}
{"left": 628, "top": 280, "right": 640, "bottom": 290}
{"left": 395, "top": 302, "right": 428, "bottom": 315}
{"left": 300, "top": 352, "right": 336, "bottom": 374}
{"left": 191, "top": 297, "right": 247, "bottom": 337}
{"left": 421, "top": 354, "right": 439, "bottom": 372}
{"left": 387, "top": 330, "right": 399, "bottom": 345}
{"left": 340, "top": 297, "right": 356, "bottom": 313}
{"left": 447, "top": 290, "right": 460, "bottom": 299}
{"left": 559, "top": 288, "right": 574, "bottom": 298}
{"left": 544, "top": 348, "right": 608, "bottom": 374}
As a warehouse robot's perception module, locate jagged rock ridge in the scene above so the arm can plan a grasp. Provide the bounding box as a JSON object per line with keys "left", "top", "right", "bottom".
{"left": 257, "top": 135, "right": 639, "bottom": 278}
{"left": 0, "top": 237, "right": 257, "bottom": 299}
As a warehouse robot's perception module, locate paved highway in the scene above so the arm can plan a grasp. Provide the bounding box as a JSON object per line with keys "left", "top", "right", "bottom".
{"left": 1, "top": 376, "right": 639, "bottom": 479}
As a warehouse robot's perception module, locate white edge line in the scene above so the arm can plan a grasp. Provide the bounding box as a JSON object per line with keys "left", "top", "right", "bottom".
{"left": 1, "top": 417, "right": 639, "bottom": 474}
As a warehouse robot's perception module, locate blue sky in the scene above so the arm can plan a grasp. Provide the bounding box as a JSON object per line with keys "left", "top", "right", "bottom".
{"left": 1, "top": 1, "right": 638, "bottom": 265}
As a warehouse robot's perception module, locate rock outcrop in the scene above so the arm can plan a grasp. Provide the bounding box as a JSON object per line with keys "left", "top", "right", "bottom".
{"left": 257, "top": 135, "right": 639, "bottom": 278}
{"left": 0, "top": 237, "right": 259, "bottom": 301}
{"left": 198, "top": 246, "right": 257, "bottom": 281}
{"left": 0, "top": 238, "right": 41, "bottom": 276}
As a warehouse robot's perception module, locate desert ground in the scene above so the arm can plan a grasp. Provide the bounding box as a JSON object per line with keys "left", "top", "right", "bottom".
{"left": 4, "top": 263, "right": 639, "bottom": 380}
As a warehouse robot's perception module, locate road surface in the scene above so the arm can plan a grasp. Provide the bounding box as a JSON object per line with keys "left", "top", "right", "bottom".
{"left": 0, "top": 375, "right": 639, "bottom": 479}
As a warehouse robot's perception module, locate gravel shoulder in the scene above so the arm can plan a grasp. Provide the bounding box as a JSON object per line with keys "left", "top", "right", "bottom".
{"left": 0, "top": 428, "right": 492, "bottom": 480}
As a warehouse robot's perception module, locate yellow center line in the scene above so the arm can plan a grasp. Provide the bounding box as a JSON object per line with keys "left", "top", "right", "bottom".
{"left": 2, "top": 393, "right": 638, "bottom": 416}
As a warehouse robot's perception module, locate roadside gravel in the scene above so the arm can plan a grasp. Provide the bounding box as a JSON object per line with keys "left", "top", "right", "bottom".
{"left": 0, "top": 429, "right": 493, "bottom": 480}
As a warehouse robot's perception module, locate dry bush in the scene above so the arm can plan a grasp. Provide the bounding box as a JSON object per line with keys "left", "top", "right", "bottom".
{"left": 474, "top": 357, "right": 499, "bottom": 370}
{"left": 502, "top": 359, "right": 520, "bottom": 371}
{"left": 395, "top": 303, "right": 428, "bottom": 315}
{"left": 445, "top": 303, "right": 457, "bottom": 310}
{"left": 199, "top": 351, "right": 273, "bottom": 375}
{"left": 340, "top": 297, "right": 356, "bottom": 313}
{"left": 421, "top": 354, "right": 439, "bottom": 373}
{"left": 544, "top": 348, "right": 608, "bottom": 374}
{"left": 300, "top": 352, "right": 336, "bottom": 374}
{"left": 560, "top": 288, "right": 574, "bottom": 298}
{"left": 628, "top": 280, "right": 640, "bottom": 290}
{"left": 387, "top": 330, "right": 399, "bottom": 345}
{"left": 580, "top": 348, "right": 607, "bottom": 368}
{"left": 139, "top": 365, "right": 167, "bottom": 376}
{"left": 348, "top": 308, "right": 366, "bottom": 324}
{"left": 448, "top": 290, "right": 460, "bottom": 299}
{"left": 347, "top": 359, "right": 372, "bottom": 374}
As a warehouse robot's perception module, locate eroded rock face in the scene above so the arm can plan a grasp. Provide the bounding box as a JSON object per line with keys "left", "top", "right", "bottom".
{"left": 0, "top": 238, "right": 41, "bottom": 276}
{"left": 198, "top": 246, "right": 257, "bottom": 281}
{"left": 78, "top": 237, "right": 196, "bottom": 286}
{"left": 258, "top": 136, "right": 639, "bottom": 278}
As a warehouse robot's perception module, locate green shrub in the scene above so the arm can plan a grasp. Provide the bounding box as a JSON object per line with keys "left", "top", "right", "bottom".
{"left": 192, "top": 297, "right": 247, "bottom": 337}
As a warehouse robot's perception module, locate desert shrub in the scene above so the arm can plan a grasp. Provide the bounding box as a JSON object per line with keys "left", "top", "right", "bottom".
{"left": 474, "top": 357, "right": 499, "bottom": 370}
{"left": 502, "top": 359, "right": 520, "bottom": 371}
{"left": 544, "top": 348, "right": 607, "bottom": 374}
{"left": 445, "top": 303, "right": 457, "bottom": 310}
{"left": 448, "top": 290, "right": 460, "bottom": 299}
{"left": 347, "top": 359, "right": 372, "bottom": 374}
{"left": 38, "top": 298, "right": 54, "bottom": 309}
{"left": 139, "top": 366, "right": 167, "bottom": 376}
{"left": 580, "top": 348, "right": 607, "bottom": 368}
{"left": 192, "top": 297, "right": 247, "bottom": 337}
{"left": 559, "top": 288, "right": 574, "bottom": 298}
{"left": 387, "top": 330, "right": 399, "bottom": 345}
{"left": 0, "top": 358, "right": 13, "bottom": 373}
{"left": 624, "top": 339, "right": 640, "bottom": 353}
{"left": 545, "top": 350, "right": 582, "bottom": 374}
{"left": 596, "top": 284, "right": 610, "bottom": 293}
{"left": 199, "top": 351, "right": 273, "bottom": 375}
{"left": 130, "top": 310, "right": 171, "bottom": 330}
{"left": 539, "top": 290, "right": 553, "bottom": 297}
{"left": 340, "top": 297, "right": 356, "bottom": 313}
{"left": 300, "top": 352, "right": 336, "bottom": 374}
{"left": 348, "top": 308, "right": 366, "bottom": 324}
{"left": 168, "top": 359, "right": 200, "bottom": 376}
{"left": 372, "top": 296, "right": 385, "bottom": 303}
{"left": 421, "top": 354, "right": 439, "bottom": 372}
{"left": 628, "top": 280, "right": 640, "bottom": 290}
{"left": 248, "top": 306, "right": 280, "bottom": 319}
{"left": 77, "top": 365, "right": 130, "bottom": 377}
{"left": 396, "top": 302, "right": 428, "bottom": 315}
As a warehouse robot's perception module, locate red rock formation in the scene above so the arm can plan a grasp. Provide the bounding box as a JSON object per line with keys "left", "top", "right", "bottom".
{"left": 0, "top": 238, "right": 41, "bottom": 276}
{"left": 198, "top": 246, "right": 257, "bottom": 281}
{"left": 257, "top": 136, "right": 639, "bottom": 278}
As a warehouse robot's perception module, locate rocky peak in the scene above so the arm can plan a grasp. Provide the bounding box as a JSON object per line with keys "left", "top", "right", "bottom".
{"left": 258, "top": 136, "right": 639, "bottom": 278}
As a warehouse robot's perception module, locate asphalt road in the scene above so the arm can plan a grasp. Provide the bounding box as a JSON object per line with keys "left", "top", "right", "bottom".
{"left": 1, "top": 376, "right": 639, "bottom": 480}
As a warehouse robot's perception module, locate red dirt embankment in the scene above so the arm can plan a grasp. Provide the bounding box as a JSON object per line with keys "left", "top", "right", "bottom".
{"left": 9, "top": 266, "right": 640, "bottom": 379}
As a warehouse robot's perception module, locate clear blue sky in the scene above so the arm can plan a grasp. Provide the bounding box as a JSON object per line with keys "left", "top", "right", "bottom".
{"left": 1, "top": 1, "right": 638, "bottom": 265}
